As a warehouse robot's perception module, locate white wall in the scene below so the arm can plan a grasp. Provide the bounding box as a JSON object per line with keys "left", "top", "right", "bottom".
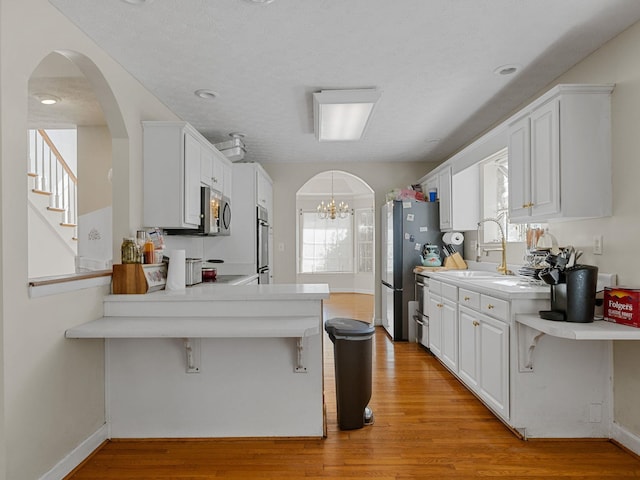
{"left": 0, "top": 1, "right": 179, "bottom": 478}
{"left": 263, "top": 161, "right": 439, "bottom": 322}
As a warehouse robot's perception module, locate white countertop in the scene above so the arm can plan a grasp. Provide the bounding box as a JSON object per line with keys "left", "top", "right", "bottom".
{"left": 104, "top": 282, "right": 330, "bottom": 303}
{"left": 425, "top": 270, "right": 550, "bottom": 300}
{"left": 516, "top": 314, "right": 640, "bottom": 340}
{"left": 67, "top": 283, "right": 330, "bottom": 340}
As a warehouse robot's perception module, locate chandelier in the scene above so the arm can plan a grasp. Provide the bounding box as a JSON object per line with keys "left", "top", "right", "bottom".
{"left": 317, "top": 172, "right": 349, "bottom": 220}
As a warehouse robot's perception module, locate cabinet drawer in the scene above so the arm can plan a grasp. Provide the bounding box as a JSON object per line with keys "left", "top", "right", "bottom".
{"left": 441, "top": 282, "right": 458, "bottom": 301}
{"left": 480, "top": 295, "right": 509, "bottom": 321}
{"left": 458, "top": 288, "right": 480, "bottom": 309}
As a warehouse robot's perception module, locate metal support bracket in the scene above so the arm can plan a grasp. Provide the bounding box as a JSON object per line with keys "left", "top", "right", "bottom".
{"left": 517, "top": 323, "right": 545, "bottom": 372}
{"left": 295, "top": 337, "right": 307, "bottom": 373}
{"left": 184, "top": 338, "right": 201, "bottom": 374}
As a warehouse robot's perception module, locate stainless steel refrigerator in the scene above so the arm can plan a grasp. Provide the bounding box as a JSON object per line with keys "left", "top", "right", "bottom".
{"left": 381, "top": 200, "right": 441, "bottom": 341}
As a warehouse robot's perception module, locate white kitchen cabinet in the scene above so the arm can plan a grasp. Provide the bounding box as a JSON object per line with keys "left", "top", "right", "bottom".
{"left": 210, "top": 149, "right": 230, "bottom": 195}
{"left": 428, "top": 280, "right": 458, "bottom": 372}
{"left": 208, "top": 162, "right": 272, "bottom": 274}
{"left": 508, "top": 84, "right": 613, "bottom": 222}
{"left": 143, "top": 121, "right": 203, "bottom": 228}
{"left": 440, "top": 298, "right": 458, "bottom": 373}
{"left": 256, "top": 167, "right": 273, "bottom": 216}
{"left": 458, "top": 308, "right": 480, "bottom": 391}
{"left": 459, "top": 304, "right": 509, "bottom": 419}
{"left": 428, "top": 294, "right": 442, "bottom": 358}
{"left": 421, "top": 164, "right": 478, "bottom": 231}
{"left": 437, "top": 167, "right": 452, "bottom": 230}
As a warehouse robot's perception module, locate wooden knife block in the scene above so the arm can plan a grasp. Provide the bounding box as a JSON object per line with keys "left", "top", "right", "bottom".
{"left": 112, "top": 263, "right": 167, "bottom": 294}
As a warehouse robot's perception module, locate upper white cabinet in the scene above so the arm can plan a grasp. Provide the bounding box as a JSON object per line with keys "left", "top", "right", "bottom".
{"left": 143, "top": 122, "right": 202, "bottom": 228}
{"left": 143, "top": 121, "right": 232, "bottom": 229}
{"left": 507, "top": 84, "right": 613, "bottom": 222}
{"left": 256, "top": 167, "right": 273, "bottom": 215}
{"left": 422, "top": 164, "right": 478, "bottom": 232}
{"left": 437, "top": 167, "right": 452, "bottom": 230}
{"left": 210, "top": 162, "right": 272, "bottom": 270}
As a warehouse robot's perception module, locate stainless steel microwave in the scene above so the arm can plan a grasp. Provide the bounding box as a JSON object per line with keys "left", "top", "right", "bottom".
{"left": 165, "top": 186, "right": 231, "bottom": 236}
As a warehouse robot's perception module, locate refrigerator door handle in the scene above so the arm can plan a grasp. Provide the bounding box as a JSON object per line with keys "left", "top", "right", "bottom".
{"left": 381, "top": 280, "right": 393, "bottom": 289}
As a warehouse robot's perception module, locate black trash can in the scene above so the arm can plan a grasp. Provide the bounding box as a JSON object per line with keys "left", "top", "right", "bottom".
{"left": 324, "top": 317, "right": 375, "bottom": 430}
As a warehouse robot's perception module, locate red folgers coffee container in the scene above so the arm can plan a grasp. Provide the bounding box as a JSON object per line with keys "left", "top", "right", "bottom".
{"left": 604, "top": 287, "right": 640, "bottom": 328}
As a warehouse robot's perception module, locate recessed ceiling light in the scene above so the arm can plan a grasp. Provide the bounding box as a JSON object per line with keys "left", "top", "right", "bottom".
{"left": 194, "top": 89, "right": 218, "bottom": 100}
{"left": 494, "top": 64, "right": 520, "bottom": 76}
{"left": 249, "top": 0, "right": 275, "bottom": 4}
{"left": 33, "top": 93, "right": 61, "bottom": 105}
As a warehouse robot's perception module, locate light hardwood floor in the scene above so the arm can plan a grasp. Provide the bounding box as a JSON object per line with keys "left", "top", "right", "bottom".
{"left": 67, "top": 293, "right": 640, "bottom": 479}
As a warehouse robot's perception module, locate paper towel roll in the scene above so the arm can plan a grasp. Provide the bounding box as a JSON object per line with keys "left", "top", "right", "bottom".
{"left": 442, "top": 231, "right": 464, "bottom": 245}
{"left": 166, "top": 249, "right": 186, "bottom": 290}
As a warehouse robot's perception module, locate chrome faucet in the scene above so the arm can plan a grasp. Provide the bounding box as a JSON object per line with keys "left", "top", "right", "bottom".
{"left": 476, "top": 217, "right": 511, "bottom": 275}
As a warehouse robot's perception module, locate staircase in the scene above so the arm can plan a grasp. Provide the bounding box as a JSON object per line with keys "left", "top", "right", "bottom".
{"left": 28, "top": 129, "right": 78, "bottom": 242}
{"left": 28, "top": 130, "right": 78, "bottom": 277}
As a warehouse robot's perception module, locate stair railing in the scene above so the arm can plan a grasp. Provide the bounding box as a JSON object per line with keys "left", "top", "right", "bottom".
{"left": 28, "top": 129, "right": 77, "bottom": 229}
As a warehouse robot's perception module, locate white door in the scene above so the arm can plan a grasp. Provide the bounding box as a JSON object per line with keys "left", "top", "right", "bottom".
{"left": 479, "top": 314, "right": 510, "bottom": 419}
{"left": 428, "top": 295, "right": 443, "bottom": 359}
{"left": 458, "top": 307, "right": 480, "bottom": 391}
{"left": 507, "top": 116, "right": 531, "bottom": 221}
{"left": 440, "top": 298, "right": 458, "bottom": 372}
{"left": 183, "top": 131, "right": 202, "bottom": 226}
{"left": 438, "top": 167, "right": 452, "bottom": 230}
{"left": 530, "top": 99, "right": 560, "bottom": 218}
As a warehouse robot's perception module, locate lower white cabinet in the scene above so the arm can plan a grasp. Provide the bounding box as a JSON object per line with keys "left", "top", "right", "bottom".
{"left": 459, "top": 305, "right": 509, "bottom": 419}
{"left": 428, "top": 282, "right": 458, "bottom": 373}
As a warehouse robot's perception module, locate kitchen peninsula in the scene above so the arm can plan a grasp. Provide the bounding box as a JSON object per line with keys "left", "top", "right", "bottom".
{"left": 66, "top": 283, "right": 330, "bottom": 438}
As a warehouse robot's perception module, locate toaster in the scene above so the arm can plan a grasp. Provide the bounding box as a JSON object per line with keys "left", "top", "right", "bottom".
{"left": 185, "top": 258, "right": 203, "bottom": 286}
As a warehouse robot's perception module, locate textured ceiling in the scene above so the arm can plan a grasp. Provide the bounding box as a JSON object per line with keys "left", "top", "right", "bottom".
{"left": 48, "top": 0, "right": 640, "bottom": 164}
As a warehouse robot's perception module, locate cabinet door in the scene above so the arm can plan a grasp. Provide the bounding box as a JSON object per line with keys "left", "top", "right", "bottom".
{"left": 440, "top": 298, "right": 458, "bottom": 372}
{"left": 530, "top": 100, "right": 560, "bottom": 218}
{"left": 200, "top": 146, "right": 213, "bottom": 187}
{"left": 479, "top": 314, "right": 510, "bottom": 419}
{"left": 438, "top": 167, "right": 452, "bottom": 230}
{"left": 458, "top": 308, "right": 480, "bottom": 391}
{"left": 183, "top": 131, "right": 202, "bottom": 226}
{"left": 211, "top": 152, "right": 225, "bottom": 193}
{"left": 428, "top": 295, "right": 443, "bottom": 358}
{"left": 508, "top": 115, "right": 531, "bottom": 220}
{"left": 223, "top": 161, "right": 232, "bottom": 198}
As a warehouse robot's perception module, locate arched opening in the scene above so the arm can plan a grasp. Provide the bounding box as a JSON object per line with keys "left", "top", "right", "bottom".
{"left": 296, "top": 171, "right": 375, "bottom": 315}
{"left": 27, "top": 51, "right": 127, "bottom": 279}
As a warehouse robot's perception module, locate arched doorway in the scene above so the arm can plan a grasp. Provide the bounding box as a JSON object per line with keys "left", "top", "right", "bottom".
{"left": 27, "top": 51, "right": 127, "bottom": 279}
{"left": 296, "top": 170, "right": 375, "bottom": 320}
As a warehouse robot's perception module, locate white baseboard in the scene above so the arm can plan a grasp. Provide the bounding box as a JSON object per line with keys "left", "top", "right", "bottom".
{"left": 40, "top": 423, "right": 108, "bottom": 480}
{"left": 611, "top": 421, "right": 640, "bottom": 456}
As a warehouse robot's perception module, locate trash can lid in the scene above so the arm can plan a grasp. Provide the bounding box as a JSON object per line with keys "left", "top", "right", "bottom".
{"left": 324, "top": 318, "right": 375, "bottom": 337}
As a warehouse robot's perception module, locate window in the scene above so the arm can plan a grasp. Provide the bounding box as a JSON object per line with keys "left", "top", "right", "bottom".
{"left": 480, "top": 148, "right": 544, "bottom": 243}
{"left": 299, "top": 211, "right": 353, "bottom": 273}
{"left": 355, "top": 208, "right": 374, "bottom": 273}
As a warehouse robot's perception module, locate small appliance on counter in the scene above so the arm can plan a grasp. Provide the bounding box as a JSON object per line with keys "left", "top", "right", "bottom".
{"left": 538, "top": 246, "right": 598, "bottom": 323}
{"left": 185, "top": 258, "right": 203, "bottom": 286}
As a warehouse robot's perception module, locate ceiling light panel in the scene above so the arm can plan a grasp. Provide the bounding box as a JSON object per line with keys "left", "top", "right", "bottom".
{"left": 313, "top": 89, "right": 381, "bottom": 142}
